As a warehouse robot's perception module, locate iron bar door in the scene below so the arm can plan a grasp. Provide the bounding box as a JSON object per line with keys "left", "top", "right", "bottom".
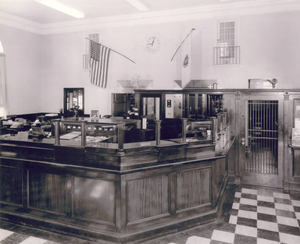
{"left": 240, "top": 96, "right": 283, "bottom": 188}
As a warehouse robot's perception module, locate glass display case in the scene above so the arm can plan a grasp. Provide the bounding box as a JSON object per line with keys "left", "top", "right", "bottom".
{"left": 186, "top": 120, "right": 213, "bottom": 142}
{"left": 53, "top": 116, "right": 231, "bottom": 151}
{"left": 54, "top": 118, "right": 165, "bottom": 149}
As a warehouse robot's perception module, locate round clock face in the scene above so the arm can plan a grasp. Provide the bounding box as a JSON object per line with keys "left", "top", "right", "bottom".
{"left": 146, "top": 36, "right": 160, "bottom": 52}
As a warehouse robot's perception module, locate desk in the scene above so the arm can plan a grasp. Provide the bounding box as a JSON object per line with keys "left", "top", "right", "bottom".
{"left": 0, "top": 133, "right": 235, "bottom": 243}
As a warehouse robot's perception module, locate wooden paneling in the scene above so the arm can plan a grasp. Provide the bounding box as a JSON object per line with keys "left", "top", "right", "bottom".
{"left": 212, "top": 158, "right": 226, "bottom": 207}
{"left": 0, "top": 144, "right": 54, "bottom": 161}
{"left": 293, "top": 148, "right": 300, "bottom": 177}
{"left": 73, "top": 177, "right": 115, "bottom": 224}
{"left": 127, "top": 175, "right": 168, "bottom": 223}
{"left": 29, "top": 171, "right": 72, "bottom": 215}
{"left": 0, "top": 127, "right": 235, "bottom": 243}
{"left": 176, "top": 167, "right": 211, "bottom": 210}
{"left": 186, "top": 144, "right": 215, "bottom": 158}
{"left": 227, "top": 138, "right": 236, "bottom": 176}
{"left": 157, "top": 144, "right": 186, "bottom": 162}
{"left": 0, "top": 165, "right": 23, "bottom": 205}
{"left": 55, "top": 146, "right": 84, "bottom": 165}
{"left": 213, "top": 158, "right": 226, "bottom": 191}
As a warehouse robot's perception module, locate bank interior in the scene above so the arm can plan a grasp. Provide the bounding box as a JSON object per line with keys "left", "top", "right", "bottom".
{"left": 1, "top": 1, "right": 300, "bottom": 243}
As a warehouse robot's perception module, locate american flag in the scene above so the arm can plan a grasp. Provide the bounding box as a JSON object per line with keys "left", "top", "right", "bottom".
{"left": 90, "top": 40, "right": 111, "bottom": 88}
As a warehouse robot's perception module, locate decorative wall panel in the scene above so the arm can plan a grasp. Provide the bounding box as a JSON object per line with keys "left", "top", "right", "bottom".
{"left": 127, "top": 175, "right": 168, "bottom": 222}
{"left": 176, "top": 167, "right": 211, "bottom": 210}
{"left": 29, "top": 172, "right": 72, "bottom": 215}
{"left": 73, "top": 177, "right": 115, "bottom": 224}
{"left": 0, "top": 165, "right": 22, "bottom": 205}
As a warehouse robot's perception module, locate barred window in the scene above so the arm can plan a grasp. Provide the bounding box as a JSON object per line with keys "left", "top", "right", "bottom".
{"left": 214, "top": 20, "right": 240, "bottom": 65}
{"left": 86, "top": 33, "right": 99, "bottom": 54}
{"left": 218, "top": 21, "right": 235, "bottom": 58}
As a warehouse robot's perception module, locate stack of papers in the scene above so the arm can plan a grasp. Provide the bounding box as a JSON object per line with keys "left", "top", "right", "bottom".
{"left": 60, "top": 131, "right": 81, "bottom": 140}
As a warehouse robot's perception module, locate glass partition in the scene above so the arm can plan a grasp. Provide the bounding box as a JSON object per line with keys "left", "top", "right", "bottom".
{"left": 55, "top": 117, "right": 179, "bottom": 149}
{"left": 142, "top": 97, "right": 160, "bottom": 120}
{"left": 185, "top": 94, "right": 207, "bottom": 119}
{"left": 0, "top": 111, "right": 231, "bottom": 157}
{"left": 53, "top": 113, "right": 232, "bottom": 149}
{"left": 186, "top": 120, "right": 213, "bottom": 143}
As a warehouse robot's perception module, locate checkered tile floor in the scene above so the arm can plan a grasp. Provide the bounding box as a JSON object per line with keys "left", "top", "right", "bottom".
{"left": 1, "top": 186, "right": 300, "bottom": 244}
{"left": 180, "top": 187, "right": 300, "bottom": 244}
{"left": 0, "top": 231, "right": 59, "bottom": 244}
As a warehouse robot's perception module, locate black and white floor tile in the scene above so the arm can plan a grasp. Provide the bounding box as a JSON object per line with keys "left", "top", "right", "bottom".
{"left": 179, "top": 187, "right": 300, "bottom": 244}
{"left": 1, "top": 185, "right": 300, "bottom": 244}
{"left": 0, "top": 230, "right": 57, "bottom": 244}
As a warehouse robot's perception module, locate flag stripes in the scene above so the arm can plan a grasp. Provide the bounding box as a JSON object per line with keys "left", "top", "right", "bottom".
{"left": 90, "top": 40, "right": 111, "bottom": 88}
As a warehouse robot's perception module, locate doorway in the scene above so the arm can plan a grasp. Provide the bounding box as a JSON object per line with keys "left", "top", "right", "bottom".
{"left": 240, "top": 96, "right": 283, "bottom": 188}
{"left": 0, "top": 53, "right": 8, "bottom": 118}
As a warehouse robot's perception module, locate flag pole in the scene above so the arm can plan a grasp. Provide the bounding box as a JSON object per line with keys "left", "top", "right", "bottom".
{"left": 86, "top": 38, "right": 136, "bottom": 64}
{"left": 170, "top": 28, "right": 195, "bottom": 62}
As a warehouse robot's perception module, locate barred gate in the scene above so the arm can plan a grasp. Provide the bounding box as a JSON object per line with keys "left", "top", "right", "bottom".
{"left": 245, "top": 100, "right": 279, "bottom": 174}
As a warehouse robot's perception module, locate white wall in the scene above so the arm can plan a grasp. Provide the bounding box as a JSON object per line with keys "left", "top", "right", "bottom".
{"left": 199, "top": 11, "right": 300, "bottom": 88}
{"left": 0, "top": 24, "right": 42, "bottom": 115}
{"left": 1, "top": 9, "right": 300, "bottom": 115}
{"left": 40, "top": 22, "right": 194, "bottom": 116}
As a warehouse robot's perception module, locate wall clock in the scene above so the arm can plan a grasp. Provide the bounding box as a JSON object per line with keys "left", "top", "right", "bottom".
{"left": 146, "top": 36, "right": 161, "bottom": 52}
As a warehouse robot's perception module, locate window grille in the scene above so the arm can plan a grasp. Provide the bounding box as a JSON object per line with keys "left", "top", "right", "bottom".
{"left": 219, "top": 21, "right": 235, "bottom": 57}
{"left": 214, "top": 20, "right": 240, "bottom": 65}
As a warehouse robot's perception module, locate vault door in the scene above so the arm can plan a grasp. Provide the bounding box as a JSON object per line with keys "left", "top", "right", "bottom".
{"left": 241, "top": 99, "right": 283, "bottom": 188}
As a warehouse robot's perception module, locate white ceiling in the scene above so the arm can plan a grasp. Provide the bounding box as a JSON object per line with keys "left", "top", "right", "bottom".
{"left": 1, "top": 0, "right": 299, "bottom": 35}
{"left": 0, "top": 0, "right": 264, "bottom": 25}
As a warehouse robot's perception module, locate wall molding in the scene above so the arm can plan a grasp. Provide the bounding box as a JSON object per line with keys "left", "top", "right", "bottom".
{"left": 0, "top": 12, "right": 42, "bottom": 35}
{"left": 1, "top": 0, "right": 300, "bottom": 35}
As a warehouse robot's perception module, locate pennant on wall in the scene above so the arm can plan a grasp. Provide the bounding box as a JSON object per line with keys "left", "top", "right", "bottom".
{"left": 181, "top": 32, "right": 192, "bottom": 87}
{"left": 90, "top": 40, "right": 111, "bottom": 88}
{"left": 170, "top": 28, "right": 195, "bottom": 88}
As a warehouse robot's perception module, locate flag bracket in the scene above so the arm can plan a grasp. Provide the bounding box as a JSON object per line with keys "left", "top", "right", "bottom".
{"left": 86, "top": 38, "right": 136, "bottom": 64}
{"left": 170, "top": 28, "right": 195, "bottom": 62}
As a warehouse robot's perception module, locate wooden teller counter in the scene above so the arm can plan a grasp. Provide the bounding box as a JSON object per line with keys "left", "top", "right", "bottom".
{"left": 0, "top": 114, "right": 235, "bottom": 243}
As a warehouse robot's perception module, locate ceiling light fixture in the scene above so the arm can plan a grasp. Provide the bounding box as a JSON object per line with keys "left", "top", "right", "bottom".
{"left": 35, "top": 0, "right": 84, "bottom": 18}
{"left": 125, "top": 0, "right": 149, "bottom": 11}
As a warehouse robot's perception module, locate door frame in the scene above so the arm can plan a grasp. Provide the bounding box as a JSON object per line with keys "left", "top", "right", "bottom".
{"left": 239, "top": 93, "right": 284, "bottom": 188}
